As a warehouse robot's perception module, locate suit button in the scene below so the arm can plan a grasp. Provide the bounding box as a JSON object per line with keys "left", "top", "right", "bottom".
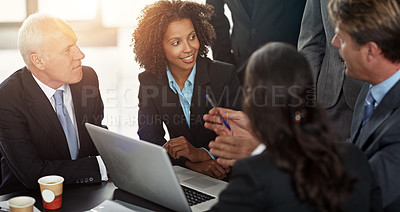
{"left": 85, "top": 178, "right": 88, "bottom": 183}
{"left": 251, "top": 28, "right": 256, "bottom": 34}
{"left": 89, "top": 177, "right": 94, "bottom": 182}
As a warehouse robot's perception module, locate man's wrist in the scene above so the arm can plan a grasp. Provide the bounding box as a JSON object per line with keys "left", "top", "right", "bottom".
{"left": 96, "top": 156, "right": 108, "bottom": 181}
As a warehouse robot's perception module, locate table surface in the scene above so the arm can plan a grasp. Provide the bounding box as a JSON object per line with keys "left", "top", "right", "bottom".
{"left": 0, "top": 181, "right": 175, "bottom": 211}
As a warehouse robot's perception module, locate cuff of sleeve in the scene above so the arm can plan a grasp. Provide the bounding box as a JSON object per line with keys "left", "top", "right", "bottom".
{"left": 96, "top": 156, "right": 108, "bottom": 181}
{"left": 201, "top": 147, "right": 215, "bottom": 160}
{"left": 251, "top": 144, "right": 267, "bottom": 156}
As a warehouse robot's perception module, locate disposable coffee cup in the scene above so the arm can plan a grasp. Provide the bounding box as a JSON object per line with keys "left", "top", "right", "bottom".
{"left": 38, "top": 175, "right": 64, "bottom": 210}
{"left": 8, "top": 196, "right": 35, "bottom": 212}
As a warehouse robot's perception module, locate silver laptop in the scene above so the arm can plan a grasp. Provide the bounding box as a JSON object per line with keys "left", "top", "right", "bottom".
{"left": 85, "top": 123, "right": 228, "bottom": 212}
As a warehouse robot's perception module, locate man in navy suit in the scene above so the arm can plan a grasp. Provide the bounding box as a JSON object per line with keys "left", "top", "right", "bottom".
{"left": 0, "top": 13, "right": 107, "bottom": 194}
{"left": 330, "top": 0, "right": 400, "bottom": 210}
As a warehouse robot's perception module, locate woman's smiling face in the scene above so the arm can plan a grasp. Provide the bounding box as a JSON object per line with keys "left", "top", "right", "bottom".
{"left": 162, "top": 18, "right": 199, "bottom": 74}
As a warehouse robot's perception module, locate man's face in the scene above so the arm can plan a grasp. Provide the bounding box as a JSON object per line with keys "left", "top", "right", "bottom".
{"left": 331, "top": 26, "right": 367, "bottom": 81}
{"left": 38, "top": 23, "right": 85, "bottom": 89}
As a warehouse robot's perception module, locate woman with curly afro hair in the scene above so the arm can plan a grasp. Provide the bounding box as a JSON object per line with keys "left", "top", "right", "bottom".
{"left": 132, "top": 0, "right": 242, "bottom": 179}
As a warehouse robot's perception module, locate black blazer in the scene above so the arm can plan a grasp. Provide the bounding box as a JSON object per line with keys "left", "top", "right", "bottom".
{"left": 350, "top": 82, "right": 400, "bottom": 209}
{"left": 137, "top": 57, "right": 242, "bottom": 166}
{"left": 211, "top": 143, "right": 382, "bottom": 212}
{"left": 0, "top": 66, "right": 104, "bottom": 194}
{"left": 207, "top": 0, "right": 306, "bottom": 73}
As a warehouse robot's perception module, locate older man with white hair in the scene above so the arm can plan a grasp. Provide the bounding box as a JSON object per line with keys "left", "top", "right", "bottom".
{"left": 0, "top": 13, "right": 107, "bottom": 194}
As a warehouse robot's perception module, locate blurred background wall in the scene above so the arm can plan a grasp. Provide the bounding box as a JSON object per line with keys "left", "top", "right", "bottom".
{"left": 0, "top": 0, "right": 229, "bottom": 139}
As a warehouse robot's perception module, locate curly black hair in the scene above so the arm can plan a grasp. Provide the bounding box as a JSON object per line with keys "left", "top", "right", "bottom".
{"left": 132, "top": 0, "right": 215, "bottom": 76}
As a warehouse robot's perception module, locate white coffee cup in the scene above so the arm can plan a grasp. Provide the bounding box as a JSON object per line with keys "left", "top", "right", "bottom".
{"left": 38, "top": 175, "right": 64, "bottom": 210}
{"left": 8, "top": 196, "right": 35, "bottom": 212}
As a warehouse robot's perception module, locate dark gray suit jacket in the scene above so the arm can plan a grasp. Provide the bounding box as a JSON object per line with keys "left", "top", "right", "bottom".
{"left": 298, "top": 0, "right": 363, "bottom": 109}
{"left": 207, "top": 0, "right": 306, "bottom": 74}
{"left": 0, "top": 66, "right": 104, "bottom": 194}
{"left": 351, "top": 82, "right": 400, "bottom": 209}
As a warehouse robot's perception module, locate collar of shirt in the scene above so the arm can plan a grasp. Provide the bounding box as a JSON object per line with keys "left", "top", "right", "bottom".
{"left": 32, "top": 73, "right": 64, "bottom": 100}
{"left": 166, "top": 64, "right": 196, "bottom": 94}
{"left": 31, "top": 74, "right": 71, "bottom": 110}
{"left": 369, "top": 68, "right": 400, "bottom": 107}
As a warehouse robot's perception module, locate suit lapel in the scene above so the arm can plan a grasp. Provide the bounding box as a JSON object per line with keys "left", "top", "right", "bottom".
{"left": 354, "top": 80, "right": 400, "bottom": 150}
{"left": 229, "top": 0, "right": 251, "bottom": 23}
{"left": 21, "top": 68, "right": 71, "bottom": 159}
{"left": 190, "top": 58, "right": 210, "bottom": 137}
{"left": 70, "top": 80, "right": 86, "bottom": 157}
{"left": 351, "top": 83, "right": 368, "bottom": 143}
{"left": 251, "top": 0, "right": 262, "bottom": 21}
{"left": 156, "top": 73, "right": 192, "bottom": 140}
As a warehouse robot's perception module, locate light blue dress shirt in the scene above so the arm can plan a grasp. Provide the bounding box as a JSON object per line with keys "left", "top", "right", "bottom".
{"left": 166, "top": 64, "right": 196, "bottom": 128}
{"left": 368, "top": 68, "right": 400, "bottom": 108}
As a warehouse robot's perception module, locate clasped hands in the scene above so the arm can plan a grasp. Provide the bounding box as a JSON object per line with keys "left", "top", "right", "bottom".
{"left": 164, "top": 136, "right": 230, "bottom": 179}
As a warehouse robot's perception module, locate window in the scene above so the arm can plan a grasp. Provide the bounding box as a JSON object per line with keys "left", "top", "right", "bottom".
{"left": 0, "top": 0, "right": 26, "bottom": 22}
{"left": 38, "top": 0, "right": 97, "bottom": 21}
{"left": 0, "top": 0, "right": 117, "bottom": 49}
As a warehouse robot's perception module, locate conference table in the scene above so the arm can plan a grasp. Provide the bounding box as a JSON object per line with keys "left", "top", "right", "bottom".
{"left": 0, "top": 181, "right": 175, "bottom": 211}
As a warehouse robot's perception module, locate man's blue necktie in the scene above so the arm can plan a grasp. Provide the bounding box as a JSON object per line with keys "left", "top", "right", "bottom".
{"left": 54, "top": 90, "right": 79, "bottom": 160}
{"left": 361, "top": 90, "right": 376, "bottom": 127}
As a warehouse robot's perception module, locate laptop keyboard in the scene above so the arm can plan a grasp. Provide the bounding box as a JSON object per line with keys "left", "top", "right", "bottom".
{"left": 181, "top": 185, "right": 215, "bottom": 206}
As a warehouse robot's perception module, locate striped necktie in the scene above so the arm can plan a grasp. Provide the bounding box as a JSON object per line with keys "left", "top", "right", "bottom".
{"left": 361, "top": 90, "right": 376, "bottom": 127}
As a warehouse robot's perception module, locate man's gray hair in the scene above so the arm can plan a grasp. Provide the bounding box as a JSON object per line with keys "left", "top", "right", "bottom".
{"left": 17, "top": 13, "right": 70, "bottom": 68}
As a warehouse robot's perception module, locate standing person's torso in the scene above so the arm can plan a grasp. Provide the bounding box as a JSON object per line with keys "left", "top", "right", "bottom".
{"left": 225, "top": 0, "right": 306, "bottom": 66}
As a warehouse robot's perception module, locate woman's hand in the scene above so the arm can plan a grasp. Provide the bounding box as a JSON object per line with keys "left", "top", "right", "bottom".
{"left": 164, "top": 136, "right": 210, "bottom": 162}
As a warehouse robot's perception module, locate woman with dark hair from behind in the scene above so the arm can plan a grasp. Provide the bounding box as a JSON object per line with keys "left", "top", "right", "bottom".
{"left": 211, "top": 43, "right": 382, "bottom": 211}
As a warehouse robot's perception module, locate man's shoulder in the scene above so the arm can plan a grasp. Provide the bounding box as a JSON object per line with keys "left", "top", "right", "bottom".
{"left": 81, "top": 66, "right": 97, "bottom": 80}
{"left": 0, "top": 68, "right": 32, "bottom": 112}
{"left": 0, "top": 67, "right": 26, "bottom": 90}
{"left": 0, "top": 68, "right": 28, "bottom": 99}
{"left": 77, "top": 66, "right": 99, "bottom": 86}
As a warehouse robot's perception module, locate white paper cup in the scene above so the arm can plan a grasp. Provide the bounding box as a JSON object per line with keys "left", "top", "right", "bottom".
{"left": 8, "top": 196, "right": 35, "bottom": 212}
{"left": 38, "top": 175, "right": 64, "bottom": 210}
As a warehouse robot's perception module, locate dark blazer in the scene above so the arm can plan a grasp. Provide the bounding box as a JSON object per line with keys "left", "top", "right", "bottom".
{"left": 0, "top": 66, "right": 104, "bottom": 194}
{"left": 298, "top": 0, "right": 363, "bottom": 110}
{"left": 211, "top": 143, "right": 382, "bottom": 212}
{"left": 137, "top": 57, "right": 242, "bottom": 166}
{"left": 207, "top": 0, "right": 306, "bottom": 74}
{"left": 350, "top": 82, "right": 400, "bottom": 209}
